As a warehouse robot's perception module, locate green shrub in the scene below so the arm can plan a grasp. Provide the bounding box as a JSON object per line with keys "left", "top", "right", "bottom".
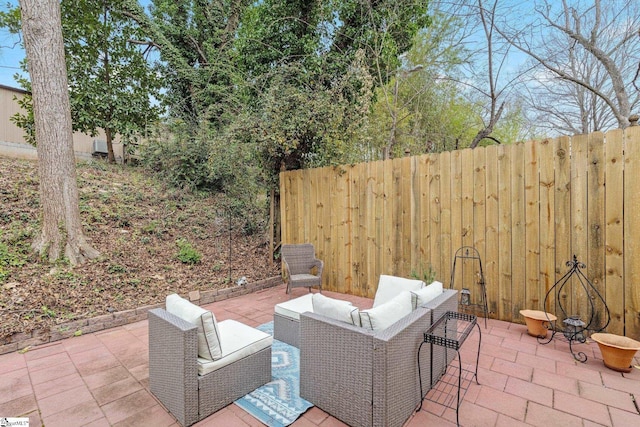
{"left": 41, "top": 306, "right": 56, "bottom": 318}
{"left": 0, "top": 241, "right": 26, "bottom": 283}
{"left": 411, "top": 262, "right": 437, "bottom": 284}
{"left": 175, "top": 239, "right": 202, "bottom": 264}
{"left": 107, "top": 264, "right": 127, "bottom": 274}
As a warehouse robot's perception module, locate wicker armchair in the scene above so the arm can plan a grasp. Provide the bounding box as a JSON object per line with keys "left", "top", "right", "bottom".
{"left": 281, "top": 243, "right": 324, "bottom": 294}
{"left": 299, "top": 289, "right": 458, "bottom": 427}
{"left": 148, "top": 308, "right": 272, "bottom": 426}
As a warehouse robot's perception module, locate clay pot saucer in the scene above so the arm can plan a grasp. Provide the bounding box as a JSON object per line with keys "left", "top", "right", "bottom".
{"left": 591, "top": 333, "right": 640, "bottom": 373}
{"left": 520, "top": 309, "right": 557, "bottom": 338}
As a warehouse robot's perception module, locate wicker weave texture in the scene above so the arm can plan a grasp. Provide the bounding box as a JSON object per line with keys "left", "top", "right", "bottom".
{"left": 273, "top": 312, "right": 301, "bottom": 347}
{"left": 281, "top": 243, "right": 323, "bottom": 293}
{"left": 198, "top": 346, "right": 271, "bottom": 417}
{"left": 148, "top": 308, "right": 271, "bottom": 426}
{"left": 149, "top": 309, "right": 199, "bottom": 427}
{"left": 300, "top": 306, "right": 434, "bottom": 427}
{"left": 300, "top": 313, "right": 375, "bottom": 427}
{"left": 372, "top": 307, "right": 434, "bottom": 427}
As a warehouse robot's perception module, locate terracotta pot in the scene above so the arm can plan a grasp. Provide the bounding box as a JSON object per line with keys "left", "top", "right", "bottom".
{"left": 520, "top": 310, "right": 557, "bottom": 338}
{"left": 591, "top": 333, "right": 640, "bottom": 373}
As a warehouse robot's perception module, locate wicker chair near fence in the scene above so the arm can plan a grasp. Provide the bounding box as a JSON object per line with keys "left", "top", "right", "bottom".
{"left": 281, "top": 243, "right": 324, "bottom": 294}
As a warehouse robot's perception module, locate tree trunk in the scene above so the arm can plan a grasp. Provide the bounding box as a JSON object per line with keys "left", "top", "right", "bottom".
{"left": 106, "top": 125, "right": 116, "bottom": 163}
{"left": 20, "top": 0, "right": 100, "bottom": 265}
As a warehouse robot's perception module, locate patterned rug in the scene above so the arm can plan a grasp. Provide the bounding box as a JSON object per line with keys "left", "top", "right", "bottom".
{"left": 235, "top": 322, "right": 313, "bottom": 427}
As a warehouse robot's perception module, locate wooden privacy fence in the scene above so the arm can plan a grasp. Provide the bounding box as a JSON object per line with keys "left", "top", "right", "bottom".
{"left": 280, "top": 127, "right": 640, "bottom": 339}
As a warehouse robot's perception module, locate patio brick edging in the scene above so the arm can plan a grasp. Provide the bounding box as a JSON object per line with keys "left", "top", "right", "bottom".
{"left": 0, "top": 276, "right": 282, "bottom": 356}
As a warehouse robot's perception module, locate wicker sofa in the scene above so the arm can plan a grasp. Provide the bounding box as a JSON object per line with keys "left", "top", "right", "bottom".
{"left": 299, "top": 288, "right": 458, "bottom": 427}
{"left": 148, "top": 298, "right": 272, "bottom": 426}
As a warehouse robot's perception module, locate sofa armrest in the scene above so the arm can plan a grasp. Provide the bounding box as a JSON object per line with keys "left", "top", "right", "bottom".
{"left": 313, "top": 258, "right": 324, "bottom": 277}
{"left": 422, "top": 288, "right": 458, "bottom": 323}
{"left": 282, "top": 258, "right": 291, "bottom": 282}
{"left": 371, "top": 307, "right": 433, "bottom": 427}
{"left": 148, "top": 308, "right": 199, "bottom": 427}
{"left": 300, "top": 312, "right": 375, "bottom": 427}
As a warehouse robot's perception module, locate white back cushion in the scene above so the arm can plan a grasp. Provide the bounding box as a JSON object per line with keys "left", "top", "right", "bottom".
{"left": 312, "top": 293, "right": 359, "bottom": 325}
{"left": 360, "top": 291, "right": 413, "bottom": 331}
{"left": 411, "top": 281, "right": 443, "bottom": 309}
{"left": 166, "top": 293, "right": 222, "bottom": 360}
{"left": 373, "top": 275, "right": 425, "bottom": 307}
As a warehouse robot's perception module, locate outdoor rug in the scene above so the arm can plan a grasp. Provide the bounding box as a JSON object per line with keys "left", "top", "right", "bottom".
{"left": 235, "top": 322, "right": 313, "bottom": 427}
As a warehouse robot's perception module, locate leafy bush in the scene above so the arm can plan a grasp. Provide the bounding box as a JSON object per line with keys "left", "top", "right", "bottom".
{"left": 140, "top": 120, "right": 266, "bottom": 237}
{"left": 411, "top": 262, "right": 437, "bottom": 284}
{"left": 140, "top": 120, "right": 214, "bottom": 191}
{"left": 175, "top": 239, "right": 202, "bottom": 264}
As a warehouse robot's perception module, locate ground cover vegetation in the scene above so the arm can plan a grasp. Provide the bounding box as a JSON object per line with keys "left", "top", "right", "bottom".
{"left": 0, "top": 156, "right": 278, "bottom": 340}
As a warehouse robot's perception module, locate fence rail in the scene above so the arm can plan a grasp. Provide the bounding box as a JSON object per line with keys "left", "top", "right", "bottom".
{"left": 280, "top": 127, "right": 640, "bottom": 339}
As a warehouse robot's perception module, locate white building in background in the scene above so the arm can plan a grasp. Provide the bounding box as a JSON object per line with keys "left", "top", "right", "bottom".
{"left": 0, "top": 83, "right": 124, "bottom": 161}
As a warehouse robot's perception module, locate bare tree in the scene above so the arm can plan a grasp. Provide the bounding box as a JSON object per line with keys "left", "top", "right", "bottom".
{"left": 520, "top": 37, "right": 616, "bottom": 135}
{"left": 468, "top": 0, "right": 507, "bottom": 148}
{"left": 430, "top": 0, "right": 526, "bottom": 148}
{"left": 20, "top": 0, "right": 100, "bottom": 264}
{"left": 498, "top": 0, "right": 640, "bottom": 132}
{"left": 635, "top": 28, "right": 640, "bottom": 92}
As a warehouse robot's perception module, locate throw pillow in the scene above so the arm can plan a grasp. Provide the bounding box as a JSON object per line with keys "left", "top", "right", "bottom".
{"left": 373, "top": 275, "right": 425, "bottom": 307}
{"left": 411, "top": 280, "right": 443, "bottom": 309}
{"left": 312, "top": 293, "right": 359, "bottom": 326}
{"left": 360, "top": 291, "right": 413, "bottom": 331}
{"left": 165, "top": 293, "right": 223, "bottom": 360}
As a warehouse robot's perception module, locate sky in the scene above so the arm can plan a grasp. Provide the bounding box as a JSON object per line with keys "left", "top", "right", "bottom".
{"left": 0, "top": 17, "right": 23, "bottom": 88}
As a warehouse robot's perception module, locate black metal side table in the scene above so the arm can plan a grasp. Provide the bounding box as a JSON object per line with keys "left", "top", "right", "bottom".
{"left": 417, "top": 311, "right": 481, "bottom": 426}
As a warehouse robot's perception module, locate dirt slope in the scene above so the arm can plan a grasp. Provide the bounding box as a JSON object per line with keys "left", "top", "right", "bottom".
{"left": 0, "top": 156, "right": 279, "bottom": 340}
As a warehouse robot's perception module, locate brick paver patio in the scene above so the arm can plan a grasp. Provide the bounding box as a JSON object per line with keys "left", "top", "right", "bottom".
{"left": 1, "top": 283, "right": 639, "bottom": 426}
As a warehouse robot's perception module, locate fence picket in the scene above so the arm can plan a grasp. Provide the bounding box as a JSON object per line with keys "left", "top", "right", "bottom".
{"left": 485, "top": 145, "right": 499, "bottom": 317}
{"left": 539, "top": 138, "right": 555, "bottom": 313}
{"left": 429, "top": 154, "right": 443, "bottom": 282}
{"left": 605, "top": 130, "right": 624, "bottom": 335}
{"left": 588, "top": 132, "right": 606, "bottom": 330}
{"left": 440, "top": 151, "right": 453, "bottom": 288}
{"left": 498, "top": 144, "right": 513, "bottom": 320}
{"left": 572, "top": 134, "right": 589, "bottom": 320}
{"left": 553, "top": 137, "right": 571, "bottom": 319}
{"left": 624, "top": 127, "right": 640, "bottom": 339}
{"left": 525, "top": 140, "right": 541, "bottom": 310}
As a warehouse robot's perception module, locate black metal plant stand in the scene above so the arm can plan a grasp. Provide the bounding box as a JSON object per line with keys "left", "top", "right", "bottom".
{"left": 538, "top": 255, "right": 611, "bottom": 362}
{"left": 450, "top": 247, "right": 489, "bottom": 328}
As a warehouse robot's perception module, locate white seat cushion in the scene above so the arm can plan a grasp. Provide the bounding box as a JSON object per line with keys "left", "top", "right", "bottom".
{"left": 312, "top": 293, "right": 358, "bottom": 325}
{"left": 373, "top": 275, "right": 425, "bottom": 308}
{"left": 360, "top": 291, "right": 413, "bottom": 331}
{"left": 166, "top": 293, "right": 222, "bottom": 360}
{"left": 411, "top": 281, "right": 444, "bottom": 309}
{"left": 274, "top": 293, "right": 314, "bottom": 320}
{"left": 291, "top": 273, "right": 319, "bottom": 281}
{"left": 198, "top": 319, "right": 273, "bottom": 376}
